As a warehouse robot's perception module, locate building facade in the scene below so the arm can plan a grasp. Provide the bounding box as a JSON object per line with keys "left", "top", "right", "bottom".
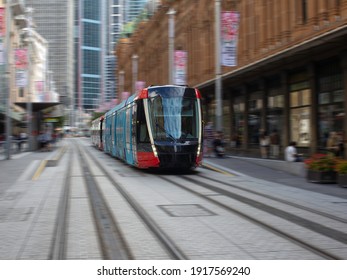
{"left": 116, "top": 0, "right": 347, "bottom": 158}
{"left": 26, "top": 0, "right": 74, "bottom": 111}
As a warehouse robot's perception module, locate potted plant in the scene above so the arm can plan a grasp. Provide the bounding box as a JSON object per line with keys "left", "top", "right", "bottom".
{"left": 304, "top": 153, "right": 338, "bottom": 183}
{"left": 335, "top": 160, "right": 347, "bottom": 188}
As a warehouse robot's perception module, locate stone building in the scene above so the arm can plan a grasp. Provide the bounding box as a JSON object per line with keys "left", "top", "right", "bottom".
{"left": 116, "top": 0, "right": 347, "bottom": 158}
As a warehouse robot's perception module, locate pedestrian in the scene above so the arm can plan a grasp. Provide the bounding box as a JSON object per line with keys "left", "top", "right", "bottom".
{"left": 326, "top": 131, "right": 340, "bottom": 156}
{"left": 269, "top": 129, "right": 280, "bottom": 159}
{"left": 213, "top": 131, "right": 225, "bottom": 158}
{"left": 204, "top": 121, "right": 214, "bottom": 157}
{"left": 285, "top": 141, "right": 302, "bottom": 162}
{"left": 259, "top": 130, "right": 270, "bottom": 159}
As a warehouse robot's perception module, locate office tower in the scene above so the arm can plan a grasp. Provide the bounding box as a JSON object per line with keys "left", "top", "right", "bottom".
{"left": 26, "top": 0, "right": 74, "bottom": 110}
{"left": 74, "top": 0, "right": 104, "bottom": 111}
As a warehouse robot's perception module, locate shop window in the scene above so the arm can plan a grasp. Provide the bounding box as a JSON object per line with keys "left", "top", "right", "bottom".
{"left": 289, "top": 85, "right": 311, "bottom": 147}
{"left": 291, "top": 107, "right": 311, "bottom": 147}
{"left": 232, "top": 96, "right": 244, "bottom": 147}
{"left": 267, "top": 88, "right": 284, "bottom": 145}
{"left": 317, "top": 60, "right": 343, "bottom": 150}
{"left": 248, "top": 93, "right": 263, "bottom": 145}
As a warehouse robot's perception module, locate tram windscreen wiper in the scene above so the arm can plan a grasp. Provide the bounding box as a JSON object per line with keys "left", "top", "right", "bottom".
{"left": 155, "top": 121, "right": 176, "bottom": 142}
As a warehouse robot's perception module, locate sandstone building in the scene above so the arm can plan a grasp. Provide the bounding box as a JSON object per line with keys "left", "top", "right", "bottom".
{"left": 116, "top": 0, "right": 347, "bottom": 157}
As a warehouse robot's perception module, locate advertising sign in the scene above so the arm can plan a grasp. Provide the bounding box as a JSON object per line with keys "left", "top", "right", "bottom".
{"left": 221, "top": 11, "right": 240, "bottom": 67}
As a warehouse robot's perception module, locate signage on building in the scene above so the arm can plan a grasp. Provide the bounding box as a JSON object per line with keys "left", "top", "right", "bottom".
{"left": 221, "top": 11, "right": 240, "bottom": 67}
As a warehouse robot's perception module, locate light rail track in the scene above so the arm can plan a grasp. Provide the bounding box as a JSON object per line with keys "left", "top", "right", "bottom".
{"left": 158, "top": 174, "right": 347, "bottom": 260}
{"left": 50, "top": 139, "right": 347, "bottom": 260}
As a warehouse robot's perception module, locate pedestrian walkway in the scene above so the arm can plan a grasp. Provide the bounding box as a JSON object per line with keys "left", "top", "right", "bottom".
{"left": 203, "top": 155, "right": 347, "bottom": 199}
{"left": 1, "top": 143, "right": 346, "bottom": 199}
{"left": 0, "top": 140, "right": 65, "bottom": 191}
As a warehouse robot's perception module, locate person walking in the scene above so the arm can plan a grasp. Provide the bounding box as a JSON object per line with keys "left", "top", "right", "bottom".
{"left": 259, "top": 130, "right": 270, "bottom": 159}
{"left": 269, "top": 129, "right": 280, "bottom": 159}
{"left": 204, "top": 121, "right": 214, "bottom": 157}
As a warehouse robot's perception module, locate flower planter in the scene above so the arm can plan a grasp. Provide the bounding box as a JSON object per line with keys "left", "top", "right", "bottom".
{"left": 307, "top": 170, "right": 337, "bottom": 184}
{"left": 337, "top": 174, "right": 347, "bottom": 188}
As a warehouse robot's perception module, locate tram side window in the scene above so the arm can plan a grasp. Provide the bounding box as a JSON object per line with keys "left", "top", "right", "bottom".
{"left": 137, "top": 101, "right": 150, "bottom": 143}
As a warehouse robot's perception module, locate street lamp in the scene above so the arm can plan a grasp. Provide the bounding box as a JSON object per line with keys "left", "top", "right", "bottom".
{"left": 167, "top": 8, "right": 176, "bottom": 85}
{"left": 4, "top": 0, "right": 12, "bottom": 159}
{"left": 25, "top": 7, "right": 33, "bottom": 151}
{"left": 119, "top": 70, "right": 125, "bottom": 94}
{"left": 215, "top": 0, "right": 222, "bottom": 131}
{"left": 132, "top": 54, "right": 138, "bottom": 94}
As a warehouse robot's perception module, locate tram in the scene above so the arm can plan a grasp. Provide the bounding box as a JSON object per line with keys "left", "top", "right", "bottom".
{"left": 91, "top": 85, "right": 204, "bottom": 169}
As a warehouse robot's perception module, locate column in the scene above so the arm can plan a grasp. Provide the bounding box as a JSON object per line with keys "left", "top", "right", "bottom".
{"left": 308, "top": 62, "right": 318, "bottom": 155}
{"left": 341, "top": 52, "right": 347, "bottom": 159}
{"left": 281, "top": 71, "right": 290, "bottom": 149}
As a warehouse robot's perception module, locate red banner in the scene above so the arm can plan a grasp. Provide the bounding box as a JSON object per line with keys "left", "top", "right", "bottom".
{"left": 0, "top": 8, "right": 5, "bottom": 37}
{"left": 15, "top": 48, "right": 28, "bottom": 69}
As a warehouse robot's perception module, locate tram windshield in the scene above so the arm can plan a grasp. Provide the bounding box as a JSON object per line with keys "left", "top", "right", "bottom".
{"left": 147, "top": 87, "right": 200, "bottom": 142}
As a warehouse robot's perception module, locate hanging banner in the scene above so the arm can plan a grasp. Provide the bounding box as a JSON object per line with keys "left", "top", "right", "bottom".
{"left": 15, "top": 70, "right": 28, "bottom": 87}
{"left": 0, "top": 8, "right": 5, "bottom": 37}
{"left": 0, "top": 40, "right": 4, "bottom": 65}
{"left": 15, "top": 48, "right": 28, "bottom": 69}
{"left": 174, "top": 50, "right": 187, "bottom": 85}
{"left": 15, "top": 48, "right": 29, "bottom": 87}
{"left": 221, "top": 11, "right": 240, "bottom": 67}
{"left": 34, "top": 81, "right": 45, "bottom": 102}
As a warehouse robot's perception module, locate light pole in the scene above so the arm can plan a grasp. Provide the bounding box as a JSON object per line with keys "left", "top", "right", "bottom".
{"left": 215, "top": 0, "right": 222, "bottom": 131}
{"left": 132, "top": 54, "right": 138, "bottom": 94}
{"left": 119, "top": 70, "right": 124, "bottom": 94}
{"left": 167, "top": 8, "right": 176, "bottom": 85}
{"left": 4, "top": 0, "right": 12, "bottom": 159}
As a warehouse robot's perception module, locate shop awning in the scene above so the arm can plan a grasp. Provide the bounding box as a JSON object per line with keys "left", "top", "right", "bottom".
{"left": 14, "top": 102, "right": 61, "bottom": 112}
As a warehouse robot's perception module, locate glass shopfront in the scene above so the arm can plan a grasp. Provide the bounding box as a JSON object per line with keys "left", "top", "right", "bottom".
{"left": 317, "top": 60, "right": 344, "bottom": 149}
{"left": 267, "top": 85, "right": 284, "bottom": 144}
{"left": 289, "top": 71, "right": 311, "bottom": 147}
{"left": 248, "top": 92, "right": 263, "bottom": 146}
{"left": 232, "top": 95, "right": 245, "bottom": 147}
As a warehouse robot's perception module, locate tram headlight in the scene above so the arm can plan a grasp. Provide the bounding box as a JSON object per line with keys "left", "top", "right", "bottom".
{"left": 152, "top": 144, "right": 158, "bottom": 157}
{"left": 197, "top": 143, "right": 201, "bottom": 156}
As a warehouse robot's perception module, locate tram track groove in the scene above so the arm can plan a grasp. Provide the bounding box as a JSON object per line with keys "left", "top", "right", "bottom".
{"left": 81, "top": 143, "right": 187, "bottom": 260}
{"left": 76, "top": 144, "right": 132, "bottom": 260}
{"left": 198, "top": 173, "right": 347, "bottom": 224}
{"left": 159, "top": 175, "right": 343, "bottom": 260}
{"left": 49, "top": 146, "right": 71, "bottom": 260}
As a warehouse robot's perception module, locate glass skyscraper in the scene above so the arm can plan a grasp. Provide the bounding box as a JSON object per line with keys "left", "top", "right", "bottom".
{"left": 75, "top": 0, "right": 103, "bottom": 111}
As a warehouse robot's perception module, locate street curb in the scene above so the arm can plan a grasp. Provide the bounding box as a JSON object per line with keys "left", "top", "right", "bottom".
{"left": 46, "top": 145, "right": 67, "bottom": 167}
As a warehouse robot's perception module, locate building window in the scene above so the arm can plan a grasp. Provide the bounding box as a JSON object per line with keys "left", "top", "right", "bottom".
{"left": 267, "top": 86, "right": 284, "bottom": 146}
{"left": 248, "top": 91, "right": 263, "bottom": 146}
{"left": 317, "top": 60, "right": 344, "bottom": 150}
{"left": 289, "top": 72, "right": 311, "bottom": 147}
{"left": 232, "top": 95, "right": 245, "bottom": 147}
{"left": 19, "top": 88, "right": 24, "bottom": 98}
